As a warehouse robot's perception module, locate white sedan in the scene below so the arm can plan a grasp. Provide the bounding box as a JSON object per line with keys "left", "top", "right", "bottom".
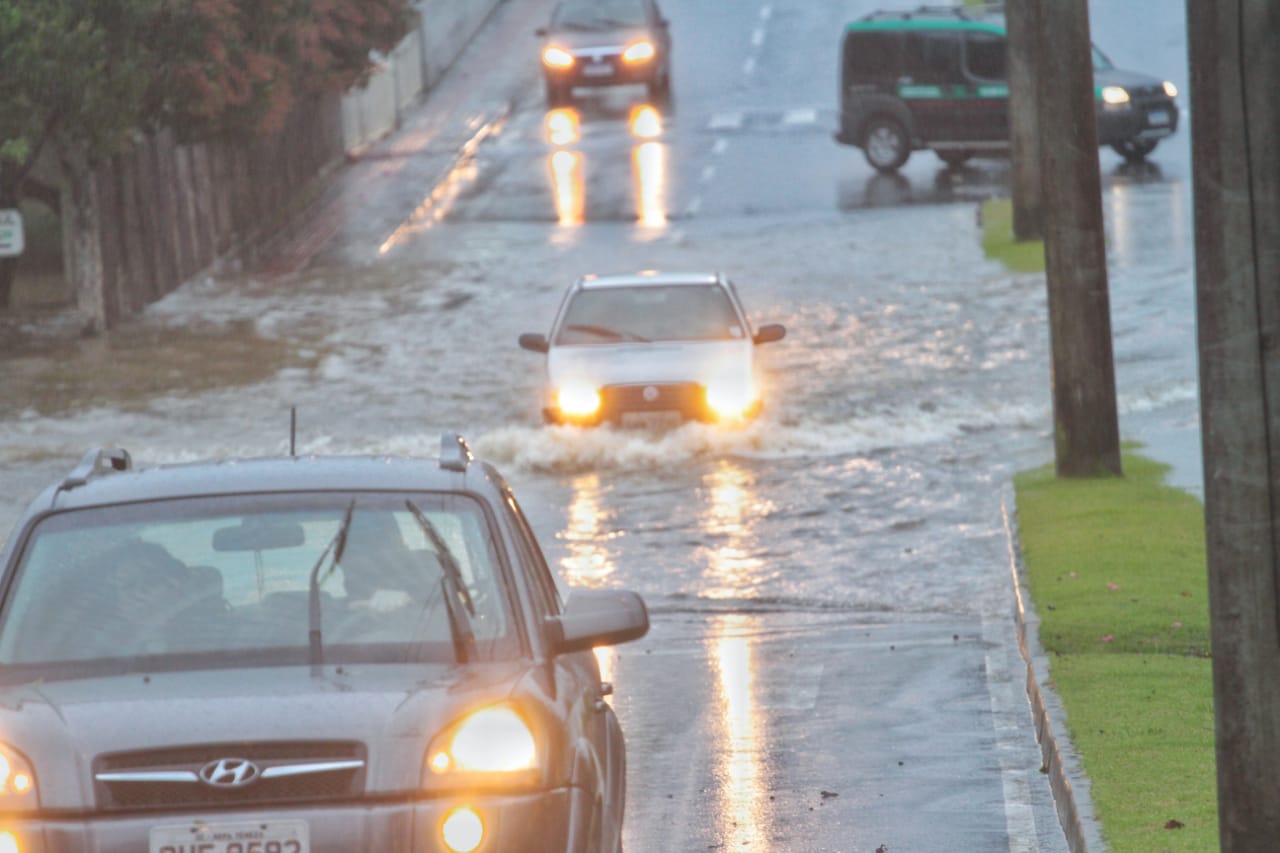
{"left": 518, "top": 271, "right": 786, "bottom": 426}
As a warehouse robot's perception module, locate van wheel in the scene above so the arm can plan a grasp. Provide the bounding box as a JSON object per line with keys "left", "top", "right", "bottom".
{"left": 1111, "top": 139, "right": 1158, "bottom": 162}
{"left": 862, "top": 117, "right": 910, "bottom": 172}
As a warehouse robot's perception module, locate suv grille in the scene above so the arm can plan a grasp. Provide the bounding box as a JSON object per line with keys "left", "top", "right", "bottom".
{"left": 94, "top": 742, "right": 366, "bottom": 811}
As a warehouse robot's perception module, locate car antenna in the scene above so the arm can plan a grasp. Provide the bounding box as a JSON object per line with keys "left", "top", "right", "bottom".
{"left": 290, "top": 406, "right": 297, "bottom": 457}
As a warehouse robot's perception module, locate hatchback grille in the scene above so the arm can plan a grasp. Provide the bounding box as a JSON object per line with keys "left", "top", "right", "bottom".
{"left": 94, "top": 741, "right": 366, "bottom": 811}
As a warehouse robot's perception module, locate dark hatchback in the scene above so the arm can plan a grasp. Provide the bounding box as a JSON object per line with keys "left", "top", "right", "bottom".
{"left": 0, "top": 436, "right": 648, "bottom": 852}
{"left": 537, "top": 0, "right": 672, "bottom": 107}
{"left": 835, "top": 5, "right": 1180, "bottom": 171}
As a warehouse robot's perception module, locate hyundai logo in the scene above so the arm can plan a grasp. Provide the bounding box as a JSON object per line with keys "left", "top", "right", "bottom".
{"left": 198, "top": 758, "right": 262, "bottom": 789}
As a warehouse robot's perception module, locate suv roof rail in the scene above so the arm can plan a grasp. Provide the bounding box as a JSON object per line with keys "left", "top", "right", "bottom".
{"left": 439, "top": 432, "right": 473, "bottom": 473}
{"left": 58, "top": 447, "right": 133, "bottom": 492}
{"left": 863, "top": 3, "right": 1002, "bottom": 22}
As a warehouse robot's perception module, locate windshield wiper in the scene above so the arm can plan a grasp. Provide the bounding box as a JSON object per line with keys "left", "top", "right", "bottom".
{"left": 405, "top": 501, "right": 477, "bottom": 664}
{"left": 308, "top": 500, "right": 355, "bottom": 672}
{"left": 565, "top": 323, "right": 650, "bottom": 342}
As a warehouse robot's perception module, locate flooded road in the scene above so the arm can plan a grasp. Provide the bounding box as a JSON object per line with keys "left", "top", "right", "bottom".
{"left": 0, "top": 0, "right": 1197, "bottom": 849}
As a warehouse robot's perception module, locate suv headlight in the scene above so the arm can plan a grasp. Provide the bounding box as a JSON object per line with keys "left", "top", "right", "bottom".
{"left": 424, "top": 704, "right": 540, "bottom": 789}
{"left": 1101, "top": 86, "right": 1130, "bottom": 106}
{"left": 0, "top": 743, "right": 38, "bottom": 810}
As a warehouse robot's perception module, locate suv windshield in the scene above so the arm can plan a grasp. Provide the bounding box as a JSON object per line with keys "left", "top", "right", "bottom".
{"left": 0, "top": 492, "right": 516, "bottom": 681}
{"left": 556, "top": 284, "right": 745, "bottom": 345}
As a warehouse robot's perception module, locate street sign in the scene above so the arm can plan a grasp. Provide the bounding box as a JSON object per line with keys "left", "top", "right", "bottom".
{"left": 0, "top": 209, "right": 24, "bottom": 258}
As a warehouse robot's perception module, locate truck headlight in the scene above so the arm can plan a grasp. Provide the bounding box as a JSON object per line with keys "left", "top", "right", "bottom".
{"left": 425, "top": 704, "right": 540, "bottom": 789}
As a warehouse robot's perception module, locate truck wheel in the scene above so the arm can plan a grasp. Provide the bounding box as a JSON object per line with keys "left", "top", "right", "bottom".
{"left": 862, "top": 117, "right": 911, "bottom": 172}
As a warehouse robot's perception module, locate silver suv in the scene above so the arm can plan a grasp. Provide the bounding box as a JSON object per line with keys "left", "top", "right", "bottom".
{"left": 0, "top": 436, "right": 648, "bottom": 852}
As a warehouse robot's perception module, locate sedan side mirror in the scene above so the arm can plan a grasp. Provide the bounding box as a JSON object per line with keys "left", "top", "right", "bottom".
{"left": 551, "top": 589, "right": 649, "bottom": 655}
{"left": 753, "top": 323, "right": 786, "bottom": 345}
{"left": 519, "top": 333, "right": 550, "bottom": 353}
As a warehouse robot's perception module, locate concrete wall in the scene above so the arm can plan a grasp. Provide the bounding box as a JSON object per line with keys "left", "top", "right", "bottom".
{"left": 341, "top": 0, "right": 507, "bottom": 153}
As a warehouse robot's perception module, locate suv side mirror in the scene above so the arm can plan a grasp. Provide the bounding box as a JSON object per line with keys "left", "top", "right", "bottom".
{"left": 753, "top": 323, "right": 786, "bottom": 345}
{"left": 550, "top": 589, "right": 649, "bottom": 654}
{"left": 519, "top": 333, "right": 550, "bottom": 353}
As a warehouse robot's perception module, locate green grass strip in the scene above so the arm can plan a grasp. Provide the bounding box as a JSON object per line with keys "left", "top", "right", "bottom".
{"left": 981, "top": 197, "right": 1046, "bottom": 273}
{"left": 1014, "top": 452, "right": 1217, "bottom": 851}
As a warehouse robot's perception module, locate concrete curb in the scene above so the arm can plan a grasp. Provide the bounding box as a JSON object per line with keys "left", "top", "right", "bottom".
{"left": 1001, "top": 493, "right": 1108, "bottom": 853}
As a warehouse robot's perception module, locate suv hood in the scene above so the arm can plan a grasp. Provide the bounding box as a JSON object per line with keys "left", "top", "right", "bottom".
{"left": 1095, "top": 66, "right": 1165, "bottom": 90}
{"left": 0, "top": 662, "right": 530, "bottom": 809}
{"left": 548, "top": 26, "right": 652, "bottom": 51}
{"left": 548, "top": 339, "right": 754, "bottom": 388}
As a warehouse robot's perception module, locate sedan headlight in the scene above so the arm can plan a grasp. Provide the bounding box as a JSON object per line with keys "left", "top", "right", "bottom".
{"left": 542, "top": 46, "right": 575, "bottom": 69}
{"left": 1101, "top": 85, "right": 1130, "bottom": 106}
{"left": 557, "top": 383, "right": 602, "bottom": 418}
{"left": 424, "top": 705, "right": 540, "bottom": 789}
{"left": 622, "top": 40, "right": 656, "bottom": 63}
{"left": 705, "top": 378, "right": 758, "bottom": 421}
{"left": 1162, "top": 80, "right": 1178, "bottom": 98}
{"left": 0, "top": 743, "right": 38, "bottom": 810}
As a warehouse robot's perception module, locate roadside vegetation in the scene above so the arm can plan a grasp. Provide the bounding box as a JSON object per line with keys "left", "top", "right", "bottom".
{"left": 981, "top": 199, "right": 1219, "bottom": 849}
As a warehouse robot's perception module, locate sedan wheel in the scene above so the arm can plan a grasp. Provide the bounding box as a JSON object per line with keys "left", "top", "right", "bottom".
{"left": 1111, "top": 139, "right": 1158, "bottom": 162}
{"left": 863, "top": 117, "right": 910, "bottom": 172}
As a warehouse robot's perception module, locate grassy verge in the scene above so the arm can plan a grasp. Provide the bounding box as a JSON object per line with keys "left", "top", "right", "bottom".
{"left": 980, "top": 197, "right": 1045, "bottom": 273}
{"left": 1014, "top": 453, "right": 1217, "bottom": 851}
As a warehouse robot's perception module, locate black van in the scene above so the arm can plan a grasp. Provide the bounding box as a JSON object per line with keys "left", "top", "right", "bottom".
{"left": 834, "top": 5, "right": 1180, "bottom": 172}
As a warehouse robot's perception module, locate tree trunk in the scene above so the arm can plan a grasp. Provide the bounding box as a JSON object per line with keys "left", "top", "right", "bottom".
{"left": 1005, "top": 0, "right": 1043, "bottom": 241}
{"left": 1037, "top": 0, "right": 1122, "bottom": 478}
{"left": 1188, "top": 0, "right": 1280, "bottom": 847}
{"left": 61, "top": 151, "right": 107, "bottom": 334}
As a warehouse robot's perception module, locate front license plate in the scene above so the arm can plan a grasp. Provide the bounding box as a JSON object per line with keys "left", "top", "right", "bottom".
{"left": 150, "top": 820, "right": 309, "bottom": 853}
{"left": 620, "top": 411, "right": 683, "bottom": 429}
{"left": 582, "top": 62, "right": 613, "bottom": 78}
{"left": 1147, "top": 109, "right": 1170, "bottom": 126}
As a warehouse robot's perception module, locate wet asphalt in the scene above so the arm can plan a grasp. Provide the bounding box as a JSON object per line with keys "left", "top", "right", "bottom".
{"left": 0, "top": 1, "right": 1201, "bottom": 850}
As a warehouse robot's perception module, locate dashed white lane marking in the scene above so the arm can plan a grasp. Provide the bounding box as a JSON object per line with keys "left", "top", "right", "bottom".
{"left": 982, "top": 614, "right": 1041, "bottom": 853}
{"left": 699, "top": 165, "right": 716, "bottom": 183}
{"left": 708, "top": 112, "right": 744, "bottom": 131}
{"left": 759, "top": 4, "right": 773, "bottom": 21}
{"left": 685, "top": 196, "right": 703, "bottom": 216}
{"left": 743, "top": 56, "right": 756, "bottom": 76}
{"left": 751, "top": 26, "right": 766, "bottom": 47}
{"left": 783, "top": 108, "right": 819, "bottom": 126}
{"left": 712, "top": 138, "right": 729, "bottom": 155}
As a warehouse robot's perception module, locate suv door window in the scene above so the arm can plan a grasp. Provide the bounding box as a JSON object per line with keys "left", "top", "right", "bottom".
{"left": 843, "top": 31, "right": 902, "bottom": 87}
{"left": 901, "top": 31, "right": 958, "bottom": 83}
{"left": 963, "top": 31, "right": 1007, "bottom": 82}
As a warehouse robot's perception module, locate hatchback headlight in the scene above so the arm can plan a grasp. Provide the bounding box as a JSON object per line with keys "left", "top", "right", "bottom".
{"left": 0, "top": 743, "right": 38, "bottom": 810}
{"left": 425, "top": 705, "right": 540, "bottom": 789}
{"left": 622, "top": 40, "right": 656, "bottom": 63}
{"left": 705, "top": 378, "right": 758, "bottom": 421}
{"left": 557, "top": 383, "right": 602, "bottom": 418}
{"left": 543, "top": 46, "right": 575, "bottom": 69}
{"left": 1101, "top": 86, "right": 1130, "bottom": 106}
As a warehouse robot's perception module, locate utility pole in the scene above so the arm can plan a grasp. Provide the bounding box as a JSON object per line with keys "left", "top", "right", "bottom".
{"left": 1004, "top": 0, "right": 1043, "bottom": 241}
{"left": 1188, "top": 0, "right": 1280, "bottom": 846}
{"left": 1035, "top": 0, "right": 1121, "bottom": 478}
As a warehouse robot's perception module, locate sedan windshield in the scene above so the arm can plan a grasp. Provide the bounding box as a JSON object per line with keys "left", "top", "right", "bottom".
{"left": 0, "top": 492, "right": 516, "bottom": 681}
{"left": 555, "top": 284, "right": 746, "bottom": 345}
{"left": 553, "top": 0, "right": 648, "bottom": 30}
